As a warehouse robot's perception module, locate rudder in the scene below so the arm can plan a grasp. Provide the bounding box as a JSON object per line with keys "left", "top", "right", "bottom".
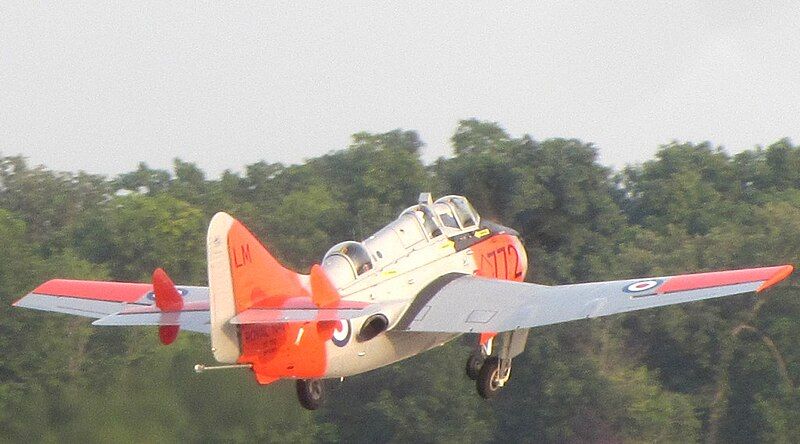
{"left": 206, "top": 212, "right": 310, "bottom": 364}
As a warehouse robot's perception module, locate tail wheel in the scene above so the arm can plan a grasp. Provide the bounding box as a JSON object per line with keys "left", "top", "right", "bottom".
{"left": 296, "top": 379, "right": 326, "bottom": 410}
{"left": 466, "top": 349, "right": 485, "bottom": 380}
{"left": 476, "top": 357, "right": 505, "bottom": 399}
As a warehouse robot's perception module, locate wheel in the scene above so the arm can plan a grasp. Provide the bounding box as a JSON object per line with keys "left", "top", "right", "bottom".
{"left": 476, "top": 357, "right": 504, "bottom": 399}
{"left": 466, "top": 349, "right": 485, "bottom": 380}
{"left": 296, "top": 379, "right": 325, "bottom": 410}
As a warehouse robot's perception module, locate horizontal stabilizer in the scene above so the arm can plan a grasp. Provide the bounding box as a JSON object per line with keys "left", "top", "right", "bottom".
{"left": 91, "top": 302, "right": 210, "bottom": 334}
{"left": 230, "top": 301, "right": 380, "bottom": 324}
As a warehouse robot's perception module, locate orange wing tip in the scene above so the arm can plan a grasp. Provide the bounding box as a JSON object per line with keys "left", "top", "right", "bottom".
{"left": 29, "top": 279, "right": 151, "bottom": 302}
{"left": 757, "top": 264, "right": 794, "bottom": 293}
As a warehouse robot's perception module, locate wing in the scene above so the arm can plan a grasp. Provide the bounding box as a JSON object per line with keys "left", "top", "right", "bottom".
{"left": 14, "top": 277, "right": 388, "bottom": 333}
{"left": 13, "top": 278, "right": 212, "bottom": 334}
{"left": 397, "top": 265, "right": 794, "bottom": 333}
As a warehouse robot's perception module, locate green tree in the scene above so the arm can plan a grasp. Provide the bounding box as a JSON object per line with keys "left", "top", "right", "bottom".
{"left": 72, "top": 194, "right": 206, "bottom": 283}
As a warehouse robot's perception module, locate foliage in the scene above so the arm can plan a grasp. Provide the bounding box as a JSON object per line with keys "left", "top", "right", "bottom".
{"left": 1, "top": 126, "right": 799, "bottom": 442}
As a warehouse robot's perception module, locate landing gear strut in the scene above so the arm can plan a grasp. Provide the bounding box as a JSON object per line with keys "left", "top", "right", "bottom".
{"left": 472, "top": 329, "right": 530, "bottom": 399}
{"left": 296, "top": 379, "right": 325, "bottom": 410}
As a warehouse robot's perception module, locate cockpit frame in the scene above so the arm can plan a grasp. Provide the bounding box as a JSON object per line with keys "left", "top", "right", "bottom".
{"left": 434, "top": 195, "right": 480, "bottom": 230}
{"left": 321, "top": 194, "right": 481, "bottom": 290}
{"left": 400, "top": 204, "right": 443, "bottom": 241}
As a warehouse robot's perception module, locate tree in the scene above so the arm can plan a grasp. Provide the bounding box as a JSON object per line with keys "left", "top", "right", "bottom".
{"left": 2, "top": 129, "right": 800, "bottom": 442}
{"left": 72, "top": 194, "right": 206, "bottom": 283}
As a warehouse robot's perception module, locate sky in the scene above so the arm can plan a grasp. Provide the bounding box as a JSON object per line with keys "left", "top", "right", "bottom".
{"left": 2, "top": 1, "right": 799, "bottom": 177}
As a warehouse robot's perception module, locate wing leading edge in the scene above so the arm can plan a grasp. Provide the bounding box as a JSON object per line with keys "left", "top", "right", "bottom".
{"left": 398, "top": 265, "right": 794, "bottom": 333}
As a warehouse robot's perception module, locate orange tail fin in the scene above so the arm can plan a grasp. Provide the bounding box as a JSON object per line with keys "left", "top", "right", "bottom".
{"left": 206, "top": 213, "right": 339, "bottom": 380}
{"left": 225, "top": 219, "right": 310, "bottom": 312}
{"left": 206, "top": 212, "right": 314, "bottom": 364}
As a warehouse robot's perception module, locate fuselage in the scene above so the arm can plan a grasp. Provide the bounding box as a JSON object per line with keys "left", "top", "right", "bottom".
{"left": 324, "top": 229, "right": 527, "bottom": 378}
{"left": 224, "top": 195, "right": 528, "bottom": 382}
{"left": 318, "top": 198, "right": 528, "bottom": 378}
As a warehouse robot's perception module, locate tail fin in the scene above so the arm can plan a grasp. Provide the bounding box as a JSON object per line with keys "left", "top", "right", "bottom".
{"left": 206, "top": 212, "right": 311, "bottom": 363}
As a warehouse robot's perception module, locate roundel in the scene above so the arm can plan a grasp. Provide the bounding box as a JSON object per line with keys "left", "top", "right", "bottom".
{"left": 332, "top": 319, "right": 352, "bottom": 347}
{"left": 146, "top": 288, "right": 188, "bottom": 301}
{"left": 624, "top": 279, "right": 662, "bottom": 293}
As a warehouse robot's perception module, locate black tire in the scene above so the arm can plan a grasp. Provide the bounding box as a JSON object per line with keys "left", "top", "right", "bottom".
{"left": 296, "top": 379, "right": 325, "bottom": 410}
{"left": 476, "top": 357, "right": 503, "bottom": 399}
{"left": 466, "top": 349, "right": 485, "bottom": 380}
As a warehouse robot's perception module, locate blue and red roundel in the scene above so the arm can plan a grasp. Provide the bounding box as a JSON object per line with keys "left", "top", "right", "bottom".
{"left": 623, "top": 279, "right": 663, "bottom": 294}
{"left": 332, "top": 319, "right": 351, "bottom": 347}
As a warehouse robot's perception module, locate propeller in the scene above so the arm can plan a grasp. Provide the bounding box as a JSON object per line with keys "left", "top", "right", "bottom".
{"left": 152, "top": 268, "right": 183, "bottom": 345}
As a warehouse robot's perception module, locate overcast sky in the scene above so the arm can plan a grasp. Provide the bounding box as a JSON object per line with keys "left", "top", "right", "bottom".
{"left": 2, "top": 2, "right": 799, "bottom": 177}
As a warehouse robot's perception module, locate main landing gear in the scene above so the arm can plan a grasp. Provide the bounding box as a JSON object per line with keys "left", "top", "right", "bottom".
{"left": 476, "top": 356, "right": 511, "bottom": 398}
{"left": 466, "top": 329, "right": 530, "bottom": 399}
{"left": 296, "top": 379, "right": 326, "bottom": 410}
{"left": 465, "top": 348, "right": 485, "bottom": 380}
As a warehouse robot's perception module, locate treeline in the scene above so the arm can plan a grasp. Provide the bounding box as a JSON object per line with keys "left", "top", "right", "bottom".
{"left": 1, "top": 120, "right": 799, "bottom": 442}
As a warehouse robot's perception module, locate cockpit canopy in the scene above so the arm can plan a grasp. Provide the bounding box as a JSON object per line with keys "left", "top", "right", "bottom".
{"left": 400, "top": 204, "right": 443, "bottom": 239}
{"left": 320, "top": 194, "right": 480, "bottom": 289}
{"left": 322, "top": 241, "right": 373, "bottom": 289}
{"left": 434, "top": 195, "right": 479, "bottom": 229}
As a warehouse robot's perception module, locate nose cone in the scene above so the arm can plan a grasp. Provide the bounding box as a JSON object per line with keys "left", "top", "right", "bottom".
{"left": 478, "top": 220, "right": 528, "bottom": 281}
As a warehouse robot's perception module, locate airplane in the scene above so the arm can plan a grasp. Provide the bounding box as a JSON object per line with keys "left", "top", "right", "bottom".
{"left": 14, "top": 193, "right": 795, "bottom": 410}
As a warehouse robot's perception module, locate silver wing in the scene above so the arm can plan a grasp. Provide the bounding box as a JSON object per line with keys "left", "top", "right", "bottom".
{"left": 397, "top": 265, "right": 794, "bottom": 333}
